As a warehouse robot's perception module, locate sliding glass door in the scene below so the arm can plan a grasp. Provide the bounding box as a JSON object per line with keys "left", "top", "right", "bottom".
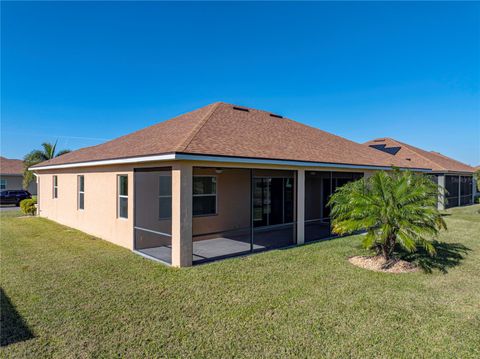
{"left": 252, "top": 172, "right": 296, "bottom": 251}
{"left": 253, "top": 178, "right": 269, "bottom": 227}
{"left": 253, "top": 177, "right": 294, "bottom": 228}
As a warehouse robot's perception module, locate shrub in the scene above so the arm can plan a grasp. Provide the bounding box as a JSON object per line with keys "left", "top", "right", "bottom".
{"left": 328, "top": 170, "right": 446, "bottom": 260}
{"left": 20, "top": 198, "right": 37, "bottom": 216}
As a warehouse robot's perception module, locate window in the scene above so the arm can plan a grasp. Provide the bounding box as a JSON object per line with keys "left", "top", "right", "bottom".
{"left": 158, "top": 175, "right": 172, "bottom": 219}
{"left": 0, "top": 179, "right": 6, "bottom": 190}
{"left": 53, "top": 176, "right": 58, "bottom": 198}
{"left": 78, "top": 175, "right": 85, "bottom": 210}
{"left": 193, "top": 176, "right": 217, "bottom": 216}
{"left": 118, "top": 175, "right": 128, "bottom": 219}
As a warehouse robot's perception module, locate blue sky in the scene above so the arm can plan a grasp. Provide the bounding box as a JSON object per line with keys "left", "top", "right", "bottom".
{"left": 2, "top": 2, "right": 479, "bottom": 165}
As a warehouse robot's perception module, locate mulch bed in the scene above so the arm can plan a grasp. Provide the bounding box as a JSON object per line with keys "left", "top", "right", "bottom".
{"left": 348, "top": 255, "right": 419, "bottom": 273}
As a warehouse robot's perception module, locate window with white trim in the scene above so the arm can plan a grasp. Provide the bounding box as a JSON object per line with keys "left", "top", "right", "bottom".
{"left": 0, "top": 179, "right": 6, "bottom": 190}
{"left": 193, "top": 176, "right": 217, "bottom": 216}
{"left": 118, "top": 175, "right": 128, "bottom": 219}
{"left": 53, "top": 176, "right": 58, "bottom": 198}
{"left": 78, "top": 175, "right": 85, "bottom": 210}
{"left": 158, "top": 174, "right": 172, "bottom": 219}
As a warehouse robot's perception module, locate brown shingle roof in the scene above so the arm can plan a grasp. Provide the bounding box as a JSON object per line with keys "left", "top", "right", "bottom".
{"left": 32, "top": 103, "right": 424, "bottom": 170}
{"left": 365, "top": 138, "right": 475, "bottom": 173}
{"left": 0, "top": 157, "right": 24, "bottom": 175}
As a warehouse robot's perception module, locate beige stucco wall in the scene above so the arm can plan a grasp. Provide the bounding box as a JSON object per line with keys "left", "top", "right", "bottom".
{"left": 192, "top": 167, "right": 251, "bottom": 238}
{"left": 191, "top": 167, "right": 302, "bottom": 239}
{"left": 36, "top": 165, "right": 136, "bottom": 249}
{"left": 0, "top": 175, "right": 37, "bottom": 195}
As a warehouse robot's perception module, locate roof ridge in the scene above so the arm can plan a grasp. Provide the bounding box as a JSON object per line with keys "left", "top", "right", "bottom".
{"left": 177, "top": 102, "right": 222, "bottom": 152}
{"left": 387, "top": 138, "right": 448, "bottom": 171}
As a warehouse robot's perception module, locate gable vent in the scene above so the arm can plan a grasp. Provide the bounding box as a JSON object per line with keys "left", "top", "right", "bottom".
{"left": 270, "top": 113, "right": 283, "bottom": 119}
{"left": 232, "top": 106, "right": 249, "bottom": 112}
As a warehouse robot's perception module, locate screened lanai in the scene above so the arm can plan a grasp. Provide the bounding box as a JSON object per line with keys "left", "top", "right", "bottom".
{"left": 191, "top": 167, "right": 296, "bottom": 264}
{"left": 133, "top": 166, "right": 365, "bottom": 265}
{"left": 133, "top": 166, "right": 298, "bottom": 264}
{"left": 304, "top": 171, "right": 364, "bottom": 242}
{"left": 445, "top": 175, "right": 474, "bottom": 208}
{"left": 133, "top": 167, "right": 173, "bottom": 264}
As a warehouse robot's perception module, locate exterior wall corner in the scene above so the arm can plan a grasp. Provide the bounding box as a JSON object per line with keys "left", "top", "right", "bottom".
{"left": 171, "top": 162, "right": 193, "bottom": 267}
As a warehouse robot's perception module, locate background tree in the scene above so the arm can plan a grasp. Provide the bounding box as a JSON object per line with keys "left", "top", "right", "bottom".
{"left": 328, "top": 170, "right": 447, "bottom": 261}
{"left": 23, "top": 141, "right": 70, "bottom": 189}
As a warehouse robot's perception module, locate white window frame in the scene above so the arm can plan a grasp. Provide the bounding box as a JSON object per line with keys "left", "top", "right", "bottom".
{"left": 53, "top": 175, "right": 58, "bottom": 199}
{"left": 77, "top": 175, "right": 85, "bottom": 210}
{"left": 158, "top": 173, "right": 172, "bottom": 220}
{"left": 0, "top": 179, "right": 6, "bottom": 190}
{"left": 193, "top": 175, "right": 217, "bottom": 217}
{"left": 117, "top": 174, "right": 128, "bottom": 219}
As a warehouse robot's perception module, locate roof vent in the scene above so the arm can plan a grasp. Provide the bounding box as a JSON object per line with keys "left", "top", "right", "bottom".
{"left": 405, "top": 158, "right": 411, "bottom": 161}
{"left": 232, "top": 106, "right": 249, "bottom": 112}
{"left": 373, "top": 139, "right": 385, "bottom": 142}
{"left": 269, "top": 113, "right": 283, "bottom": 119}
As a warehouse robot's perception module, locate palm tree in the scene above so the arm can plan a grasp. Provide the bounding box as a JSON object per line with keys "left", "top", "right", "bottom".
{"left": 328, "top": 170, "right": 447, "bottom": 261}
{"left": 23, "top": 141, "right": 70, "bottom": 189}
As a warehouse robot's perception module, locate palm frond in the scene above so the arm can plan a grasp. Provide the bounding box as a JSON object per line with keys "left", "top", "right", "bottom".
{"left": 329, "top": 169, "right": 447, "bottom": 260}
{"left": 41, "top": 142, "right": 56, "bottom": 159}
{"left": 22, "top": 141, "right": 69, "bottom": 188}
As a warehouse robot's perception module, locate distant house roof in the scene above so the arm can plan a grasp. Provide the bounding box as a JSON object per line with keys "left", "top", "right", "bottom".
{"left": 0, "top": 157, "right": 24, "bottom": 175}
{"left": 365, "top": 138, "right": 475, "bottom": 173}
{"left": 32, "top": 102, "right": 425, "bottom": 170}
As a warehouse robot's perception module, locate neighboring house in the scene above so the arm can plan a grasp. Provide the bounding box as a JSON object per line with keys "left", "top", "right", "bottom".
{"left": 30, "top": 102, "right": 428, "bottom": 267}
{"left": 0, "top": 156, "right": 37, "bottom": 195}
{"left": 475, "top": 166, "right": 480, "bottom": 196}
{"left": 365, "top": 138, "right": 476, "bottom": 210}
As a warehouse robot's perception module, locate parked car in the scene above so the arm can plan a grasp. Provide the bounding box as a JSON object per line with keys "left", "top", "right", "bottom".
{"left": 0, "top": 190, "right": 32, "bottom": 206}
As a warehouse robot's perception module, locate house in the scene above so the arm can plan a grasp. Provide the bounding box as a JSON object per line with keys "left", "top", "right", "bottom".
{"left": 365, "top": 138, "right": 476, "bottom": 209}
{"left": 0, "top": 157, "right": 37, "bottom": 195}
{"left": 30, "top": 102, "right": 428, "bottom": 267}
{"left": 475, "top": 166, "right": 479, "bottom": 196}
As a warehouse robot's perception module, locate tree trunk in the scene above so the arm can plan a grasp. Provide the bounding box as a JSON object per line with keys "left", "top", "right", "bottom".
{"left": 381, "top": 235, "right": 397, "bottom": 261}
{"left": 389, "top": 235, "right": 396, "bottom": 259}
{"left": 382, "top": 245, "right": 390, "bottom": 261}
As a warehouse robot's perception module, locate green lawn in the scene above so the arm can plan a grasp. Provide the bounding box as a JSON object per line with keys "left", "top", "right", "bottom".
{"left": 1, "top": 206, "right": 479, "bottom": 358}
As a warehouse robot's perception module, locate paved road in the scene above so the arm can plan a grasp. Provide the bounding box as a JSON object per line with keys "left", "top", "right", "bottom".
{"left": 0, "top": 206, "right": 20, "bottom": 212}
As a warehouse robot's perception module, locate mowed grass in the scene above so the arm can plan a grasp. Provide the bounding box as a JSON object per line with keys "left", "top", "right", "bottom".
{"left": 1, "top": 206, "right": 479, "bottom": 358}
